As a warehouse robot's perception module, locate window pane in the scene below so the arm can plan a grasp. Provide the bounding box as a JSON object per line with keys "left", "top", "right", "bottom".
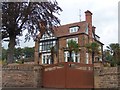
{"left": 69, "top": 26, "right": 79, "bottom": 33}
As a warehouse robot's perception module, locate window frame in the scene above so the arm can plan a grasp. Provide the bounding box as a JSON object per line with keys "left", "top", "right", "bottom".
{"left": 69, "top": 26, "right": 80, "bottom": 33}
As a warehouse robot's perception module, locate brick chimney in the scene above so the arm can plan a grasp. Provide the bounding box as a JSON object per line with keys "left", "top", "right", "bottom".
{"left": 85, "top": 10, "right": 93, "bottom": 42}
{"left": 85, "top": 10, "right": 92, "bottom": 25}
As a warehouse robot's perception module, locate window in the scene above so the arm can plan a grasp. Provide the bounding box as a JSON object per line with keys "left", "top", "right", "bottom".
{"left": 64, "top": 51, "right": 80, "bottom": 62}
{"left": 69, "top": 26, "right": 79, "bottom": 33}
{"left": 39, "top": 30, "right": 57, "bottom": 52}
{"left": 40, "top": 30, "right": 55, "bottom": 40}
{"left": 40, "top": 40, "right": 56, "bottom": 52}
{"left": 85, "top": 23, "right": 88, "bottom": 34}
{"left": 66, "top": 37, "right": 78, "bottom": 47}
{"left": 86, "top": 53, "right": 89, "bottom": 64}
{"left": 42, "top": 53, "right": 52, "bottom": 64}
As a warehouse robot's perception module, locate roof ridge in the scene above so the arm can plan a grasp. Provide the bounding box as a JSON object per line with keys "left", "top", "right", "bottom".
{"left": 60, "top": 21, "right": 86, "bottom": 27}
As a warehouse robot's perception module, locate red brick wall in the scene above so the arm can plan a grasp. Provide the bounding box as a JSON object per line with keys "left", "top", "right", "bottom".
{"left": 2, "top": 64, "right": 43, "bottom": 88}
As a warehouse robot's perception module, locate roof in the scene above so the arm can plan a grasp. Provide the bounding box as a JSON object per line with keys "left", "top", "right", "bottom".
{"left": 53, "top": 21, "right": 87, "bottom": 37}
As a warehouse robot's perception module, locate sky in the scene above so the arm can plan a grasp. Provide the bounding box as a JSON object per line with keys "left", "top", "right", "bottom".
{"left": 2, "top": 0, "right": 119, "bottom": 50}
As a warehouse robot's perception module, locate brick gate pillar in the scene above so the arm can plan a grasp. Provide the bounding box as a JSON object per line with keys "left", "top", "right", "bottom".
{"left": 34, "top": 65, "right": 43, "bottom": 88}
{"left": 34, "top": 40, "right": 39, "bottom": 64}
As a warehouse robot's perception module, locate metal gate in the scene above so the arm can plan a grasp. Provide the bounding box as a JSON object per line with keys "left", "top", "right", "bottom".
{"left": 43, "top": 62, "right": 94, "bottom": 88}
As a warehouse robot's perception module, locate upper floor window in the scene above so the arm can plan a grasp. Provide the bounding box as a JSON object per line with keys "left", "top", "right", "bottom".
{"left": 40, "top": 30, "right": 55, "bottom": 40}
{"left": 85, "top": 23, "right": 88, "bottom": 34}
{"left": 39, "top": 40, "right": 56, "bottom": 52}
{"left": 66, "top": 37, "right": 78, "bottom": 47}
{"left": 69, "top": 26, "right": 79, "bottom": 33}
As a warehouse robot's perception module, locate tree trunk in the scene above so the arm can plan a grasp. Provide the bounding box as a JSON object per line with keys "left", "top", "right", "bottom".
{"left": 51, "top": 53, "right": 54, "bottom": 64}
{"left": 7, "top": 36, "right": 16, "bottom": 64}
{"left": 92, "top": 51, "right": 95, "bottom": 64}
{"left": 69, "top": 51, "right": 72, "bottom": 62}
{"left": 51, "top": 47, "right": 54, "bottom": 64}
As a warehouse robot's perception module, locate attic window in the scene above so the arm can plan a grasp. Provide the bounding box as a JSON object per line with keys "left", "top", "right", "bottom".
{"left": 69, "top": 26, "right": 79, "bottom": 33}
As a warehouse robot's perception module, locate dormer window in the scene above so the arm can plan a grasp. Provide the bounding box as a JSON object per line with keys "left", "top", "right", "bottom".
{"left": 69, "top": 26, "right": 79, "bottom": 33}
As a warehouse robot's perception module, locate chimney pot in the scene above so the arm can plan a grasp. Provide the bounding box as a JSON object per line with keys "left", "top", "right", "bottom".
{"left": 85, "top": 10, "right": 92, "bottom": 15}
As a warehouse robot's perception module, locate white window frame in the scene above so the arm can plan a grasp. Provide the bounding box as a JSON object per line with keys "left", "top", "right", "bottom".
{"left": 64, "top": 51, "right": 80, "bottom": 63}
{"left": 86, "top": 53, "right": 89, "bottom": 64}
{"left": 66, "top": 37, "right": 78, "bottom": 47}
{"left": 42, "top": 53, "right": 51, "bottom": 64}
{"left": 85, "top": 23, "right": 88, "bottom": 34}
{"left": 69, "top": 26, "right": 79, "bottom": 33}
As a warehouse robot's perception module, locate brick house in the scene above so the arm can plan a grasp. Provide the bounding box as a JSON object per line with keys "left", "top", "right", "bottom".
{"left": 38, "top": 10, "right": 104, "bottom": 65}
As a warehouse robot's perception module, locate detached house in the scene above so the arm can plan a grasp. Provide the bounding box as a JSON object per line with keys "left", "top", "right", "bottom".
{"left": 38, "top": 10, "right": 104, "bottom": 65}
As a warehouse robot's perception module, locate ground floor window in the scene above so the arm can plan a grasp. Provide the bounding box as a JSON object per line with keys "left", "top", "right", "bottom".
{"left": 86, "top": 53, "right": 89, "bottom": 64}
{"left": 42, "top": 53, "right": 53, "bottom": 64}
{"left": 64, "top": 51, "right": 80, "bottom": 62}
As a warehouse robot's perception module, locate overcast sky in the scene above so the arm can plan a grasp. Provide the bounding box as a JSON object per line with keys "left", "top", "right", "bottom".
{"left": 3, "top": 0, "right": 119, "bottom": 50}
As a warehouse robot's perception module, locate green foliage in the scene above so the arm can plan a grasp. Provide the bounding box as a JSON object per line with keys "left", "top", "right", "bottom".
{"left": 105, "top": 43, "right": 120, "bottom": 66}
{"left": 2, "top": 47, "right": 34, "bottom": 62}
{"left": 2, "top": 47, "right": 7, "bottom": 60}
{"left": 67, "top": 40, "right": 79, "bottom": 62}
{"left": 14, "top": 47, "right": 23, "bottom": 60}
{"left": 67, "top": 40, "right": 79, "bottom": 53}
{"left": 23, "top": 47, "right": 34, "bottom": 58}
{"left": 0, "top": 60, "right": 7, "bottom": 65}
{"left": 86, "top": 42, "right": 100, "bottom": 53}
{"left": 15, "top": 59, "right": 24, "bottom": 64}
{"left": 86, "top": 42, "right": 100, "bottom": 63}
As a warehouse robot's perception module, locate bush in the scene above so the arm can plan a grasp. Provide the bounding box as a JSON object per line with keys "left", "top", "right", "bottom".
{"left": 15, "top": 59, "right": 24, "bottom": 64}
{"left": 0, "top": 60, "right": 8, "bottom": 66}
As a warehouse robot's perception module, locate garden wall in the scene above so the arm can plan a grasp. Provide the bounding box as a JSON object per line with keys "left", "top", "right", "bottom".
{"left": 94, "top": 64, "right": 120, "bottom": 89}
{"left": 1, "top": 63, "right": 120, "bottom": 89}
{"left": 2, "top": 64, "right": 43, "bottom": 88}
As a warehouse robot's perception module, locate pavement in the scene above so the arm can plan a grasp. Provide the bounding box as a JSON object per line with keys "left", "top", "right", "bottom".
{"left": 1, "top": 88, "right": 92, "bottom": 90}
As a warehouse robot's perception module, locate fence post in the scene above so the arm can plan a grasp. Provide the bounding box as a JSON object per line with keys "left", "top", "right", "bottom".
{"left": 34, "top": 65, "right": 43, "bottom": 88}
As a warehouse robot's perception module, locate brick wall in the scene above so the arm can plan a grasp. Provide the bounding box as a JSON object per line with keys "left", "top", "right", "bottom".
{"left": 94, "top": 65, "right": 120, "bottom": 88}
{"left": 2, "top": 64, "right": 43, "bottom": 88}
{"left": 2, "top": 63, "right": 120, "bottom": 88}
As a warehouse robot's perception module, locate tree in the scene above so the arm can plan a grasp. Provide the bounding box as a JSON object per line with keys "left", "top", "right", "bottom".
{"left": 103, "top": 50, "right": 112, "bottom": 61}
{"left": 23, "top": 47, "right": 34, "bottom": 58}
{"left": 1, "top": 1, "right": 62, "bottom": 63}
{"left": 2, "top": 47, "right": 7, "bottom": 60}
{"left": 106, "top": 43, "right": 120, "bottom": 66}
{"left": 66, "top": 40, "right": 79, "bottom": 62}
{"left": 14, "top": 47, "right": 23, "bottom": 60}
{"left": 86, "top": 42, "right": 100, "bottom": 63}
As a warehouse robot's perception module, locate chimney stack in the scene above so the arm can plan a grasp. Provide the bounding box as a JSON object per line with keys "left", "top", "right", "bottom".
{"left": 85, "top": 10, "right": 92, "bottom": 25}
{"left": 85, "top": 10, "right": 93, "bottom": 42}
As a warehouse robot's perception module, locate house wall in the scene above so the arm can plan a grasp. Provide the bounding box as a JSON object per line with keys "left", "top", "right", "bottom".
{"left": 58, "top": 34, "right": 90, "bottom": 64}
{"left": 58, "top": 37, "right": 66, "bottom": 62}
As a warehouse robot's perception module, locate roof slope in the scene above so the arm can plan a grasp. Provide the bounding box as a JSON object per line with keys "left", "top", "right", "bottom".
{"left": 53, "top": 21, "right": 87, "bottom": 37}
